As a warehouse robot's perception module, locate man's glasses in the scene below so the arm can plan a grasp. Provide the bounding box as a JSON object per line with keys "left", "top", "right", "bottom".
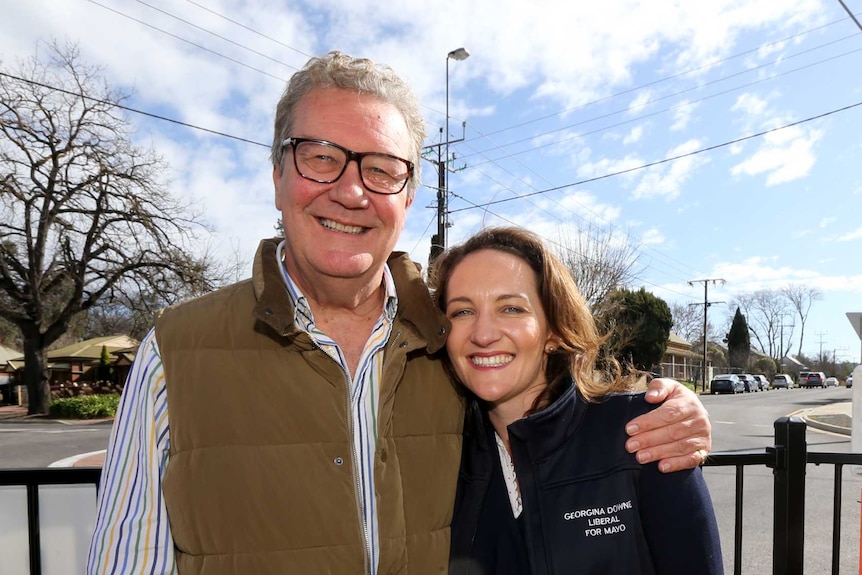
{"left": 281, "top": 137, "right": 414, "bottom": 195}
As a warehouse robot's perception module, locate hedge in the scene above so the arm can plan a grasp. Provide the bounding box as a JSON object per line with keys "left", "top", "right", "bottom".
{"left": 49, "top": 393, "right": 121, "bottom": 419}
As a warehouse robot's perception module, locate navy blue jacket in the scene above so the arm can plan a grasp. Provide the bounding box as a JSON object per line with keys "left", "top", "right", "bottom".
{"left": 449, "top": 382, "right": 723, "bottom": 575}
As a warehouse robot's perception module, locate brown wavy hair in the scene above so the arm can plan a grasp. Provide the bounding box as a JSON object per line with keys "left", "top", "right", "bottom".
{"left": 431, "top": 226, "right": 637, "bottom": 414}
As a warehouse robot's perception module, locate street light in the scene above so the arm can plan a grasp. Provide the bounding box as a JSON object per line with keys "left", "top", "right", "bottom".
{"left": 434, "top": 47, "right": 470, "bottom": 257}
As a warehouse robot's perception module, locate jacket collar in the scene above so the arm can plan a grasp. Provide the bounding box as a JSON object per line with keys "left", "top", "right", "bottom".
{"left": 467, "top": 379, "right": 588, "bottom": 461}
{"left": 250, "top": 239, "right": 449, "bottom": 354}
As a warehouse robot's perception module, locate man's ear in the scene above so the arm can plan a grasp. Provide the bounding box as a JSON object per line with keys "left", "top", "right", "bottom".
{"left": 273, "top": 165, "right": 282, "bottom": 210}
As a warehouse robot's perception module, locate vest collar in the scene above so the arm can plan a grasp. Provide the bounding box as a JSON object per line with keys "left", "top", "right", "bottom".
{"left": 250, "top": 239, "right": 449, "bottom": 354}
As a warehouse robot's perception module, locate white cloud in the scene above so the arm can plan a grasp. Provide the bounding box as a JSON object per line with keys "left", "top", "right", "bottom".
{"left": 838, "top": 227, "right": 862, "bottom": 242}
{"left": 623, "top": 125, "right": 644, "bottom": 145}
{"left": 641, "top": 228, "right": 665, "bottom": 245}
{"left": 670, "top": 100, "right": 697, "bottom": 131}
{"left": 732, "top": 93, "right": 769, "bottom": 119}
{"left": 632, "top": 139, "right": 707, "bottom": 200}
{"left": 730, "top": 125, "right": 822, "bottom": 186}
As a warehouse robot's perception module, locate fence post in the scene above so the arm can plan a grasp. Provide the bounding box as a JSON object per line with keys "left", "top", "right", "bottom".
{"left": 772, "top": 416, "right": 807, "bottom": 575}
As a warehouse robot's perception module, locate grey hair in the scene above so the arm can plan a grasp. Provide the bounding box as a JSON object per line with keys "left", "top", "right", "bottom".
{"left": 270, "top": 51, "right": 425, "bottom": 200}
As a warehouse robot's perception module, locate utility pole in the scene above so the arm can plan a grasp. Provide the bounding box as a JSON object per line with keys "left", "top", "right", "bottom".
{"left": 816, "top": 331, "right": 828, "bottom": 365}
{"left": 424, "top": 122, "right": 467, "bottom": 264}
{"left": 688, "top": 278, "right": 726, "bottom": 393}
{"left": 425, "top": 47, "right": 470, "bottom": 266}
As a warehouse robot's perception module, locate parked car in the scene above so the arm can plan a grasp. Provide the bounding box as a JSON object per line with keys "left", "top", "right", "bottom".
{"left": 824, "top": 377, "right": 839, "bottom": 387}
{"left": 738, "top": 373, "right": 758, "bottom": 392}
{"left": 847, "top": 373, "right": 853, "bottom": 388}
{"left": 752, "top": 374, "right": 769, "bottom": 391}
{"left": 798, "top": 371, "right": 811, "bottom": 384}
{"left": 772, "top": 374, "right": 794, "bottom": 389}
{"left": 710, "top": 374, "right": 745, "bottom": 394}
{"left": 801, "top": 371, "right": 827, "bottom": 388}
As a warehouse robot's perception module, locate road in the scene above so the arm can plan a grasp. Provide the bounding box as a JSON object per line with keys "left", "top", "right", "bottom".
{"left": 0, "top": 388, "right": 858, "bottom": 573}
{"left": 701, "top": 386, "right": 859, "bottom": 575}
{"left": 0, "top": 420, "right": 112, "bottom": 468}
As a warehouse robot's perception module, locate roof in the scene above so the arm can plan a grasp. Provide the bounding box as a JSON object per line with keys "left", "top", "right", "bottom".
{"left": 8, "top": 335, "right": 140, "bottom": 364}
{"left": 0, "top": 344, "right": 21, "bottom": 363}
{"left": 667, "top": 332, "right": 690, "bottom": 346}
{"left": 45, "top": 335, "right": 139, "bottom": 361}
{"left": 780, "top": 355, "right": 808, "bottom": 369}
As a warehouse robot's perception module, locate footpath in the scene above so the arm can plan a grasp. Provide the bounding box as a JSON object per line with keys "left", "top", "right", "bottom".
{"left": 0, "top": 400, "right": 855, "bottom": 468}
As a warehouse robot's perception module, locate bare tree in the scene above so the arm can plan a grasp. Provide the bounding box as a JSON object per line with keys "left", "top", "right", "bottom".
{"left": 669, "top": 301, "right": 703, "bottom": 343}
{"left": 781, "top": 284, "right": 821, "bottom": 358}
{"left": 0, "top": 42, "right": 226, "bottom": 414}
{"left": 729, "top": 289, "right": 792, "bottom": 361}
{"left": 554, "top": 223, "right": 643, "bottom": 310}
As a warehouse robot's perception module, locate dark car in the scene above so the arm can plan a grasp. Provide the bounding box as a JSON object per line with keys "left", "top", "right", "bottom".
{"left": 710, "top": 374, "right": 744, "bottom": 394}
{"left": 801, "top": 372, "right": 826, "bottom": 388}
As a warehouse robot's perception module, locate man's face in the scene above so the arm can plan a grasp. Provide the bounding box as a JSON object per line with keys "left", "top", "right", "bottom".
{"left": 273, "top": 87, "right": 414, "bottom": 289}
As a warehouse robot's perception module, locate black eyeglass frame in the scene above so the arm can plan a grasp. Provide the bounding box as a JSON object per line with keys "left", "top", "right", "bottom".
{"left": 281, "top": 137, "right": 415, "bottom": 195}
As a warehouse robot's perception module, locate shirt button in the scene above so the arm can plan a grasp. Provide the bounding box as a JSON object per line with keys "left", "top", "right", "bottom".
{"left": 334, "top": 457, "right": 344, "bottom": 466}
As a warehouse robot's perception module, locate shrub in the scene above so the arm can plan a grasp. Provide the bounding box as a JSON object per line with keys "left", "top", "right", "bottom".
{"left": 50, "top": 393, "right": 120, "bottom": 419}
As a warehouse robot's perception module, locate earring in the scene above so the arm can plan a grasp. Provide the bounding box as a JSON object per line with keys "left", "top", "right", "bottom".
{"left": 546, "top": 346, "right": 556, "bottom": 354}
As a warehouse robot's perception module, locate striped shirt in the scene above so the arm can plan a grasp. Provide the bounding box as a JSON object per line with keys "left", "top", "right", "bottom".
{"left": 86, "top": 241, "right": 398, "bottom": 575}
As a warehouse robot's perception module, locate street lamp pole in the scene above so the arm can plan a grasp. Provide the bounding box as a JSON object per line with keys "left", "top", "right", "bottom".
{"left": 433, "top": 47, "right": 469, "bottom": 259}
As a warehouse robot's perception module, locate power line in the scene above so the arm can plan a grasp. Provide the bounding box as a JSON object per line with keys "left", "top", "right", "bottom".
{"left": 463, "top": 41, "right": 862, "bottom": 165}
{"left": 181, "top": 0, "right": 313, "bottom": 59}
{"left": 461, "top": 14, "right": 856, "bottom": 141}
{"left": 0, "top": 71, "right": 270, "bottom": 148}
{"left": 130, "top": 0, "right": 303, "bottom": 71}
{"left": 84, "top": 0, "right": 291, "bottom": 82}
{"left": 450, "top": 99, "right": 862, "bottom": 212}
{"left": 836, "top": 0, "right": 862, "bottom": 31}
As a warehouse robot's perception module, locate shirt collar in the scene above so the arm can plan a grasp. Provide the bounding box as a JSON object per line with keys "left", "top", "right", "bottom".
{"left": 275, "top": 240, "right": 398, "bottom": 326}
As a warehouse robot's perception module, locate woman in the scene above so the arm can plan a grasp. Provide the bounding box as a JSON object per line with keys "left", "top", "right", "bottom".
{"left": 433, "top": 227, "right": 723, "bottom": 575}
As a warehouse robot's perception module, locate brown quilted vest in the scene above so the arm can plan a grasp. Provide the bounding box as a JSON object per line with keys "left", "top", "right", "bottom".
{"left": 156, "top": 240, "right": 464, "bottom": 575}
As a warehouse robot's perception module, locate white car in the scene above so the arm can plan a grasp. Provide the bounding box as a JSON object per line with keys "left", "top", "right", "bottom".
{"left": 772, "top": 374, "right": 793, "bottom": 389}
{"left": 824, "top": 377, "right": 839, "bottom": 387}
{"left": 847, "top": 374, "right": 853, "bottom": 388}
{"left": 752, "top": 374, "right": 769, "bottom": 391}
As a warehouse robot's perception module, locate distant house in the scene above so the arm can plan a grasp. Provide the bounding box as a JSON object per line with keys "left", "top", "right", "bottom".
{"left": 0, "top": 344, "right": 21, "bottom": 382}
{"left": 1, "top": 344, "right": 22, "bottom": 402}
{"left": 9, "top": 335, "right": 139, "bottom": 385}
{"left": 778, "top": 355, "right": 808, "bottom": 376}
{"left": 659, "top": 333, "right": 703, "bottom": 381}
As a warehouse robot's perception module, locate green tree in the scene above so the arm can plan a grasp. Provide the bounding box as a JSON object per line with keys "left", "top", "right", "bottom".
{"left": 727, "top": 307, "right": 751, "bottom": 370}
{"left": 0, "top": 42, "right": 224, "bottom": 414}
{"left": 599, "top": 287, "right": 672, "bottom": 372}
{"left": 98, "top": 344, "right": 111, "bottom": 382}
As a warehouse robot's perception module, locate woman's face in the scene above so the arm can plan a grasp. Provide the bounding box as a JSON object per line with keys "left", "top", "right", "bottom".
{"left": 443, "top": 249, "right": 557, "bottom": 417}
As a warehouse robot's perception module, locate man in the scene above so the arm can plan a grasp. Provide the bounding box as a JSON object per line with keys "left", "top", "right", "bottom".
{"left": 87, "top": 51, "right": 711, "bottom": 575}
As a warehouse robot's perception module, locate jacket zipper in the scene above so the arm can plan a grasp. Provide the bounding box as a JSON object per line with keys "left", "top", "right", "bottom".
{"left": 345, "top": 375, "right": 373, "bottom": 575}
{"left": 311, "top": 337, "right": 373, "bottom": 575}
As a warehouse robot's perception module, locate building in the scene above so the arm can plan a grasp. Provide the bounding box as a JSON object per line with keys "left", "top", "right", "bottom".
{"left": 659, "top": 333, "right": 703, "bottom": 382}
{"left": 8, "top": 335, "right": 139, "bottom": 386}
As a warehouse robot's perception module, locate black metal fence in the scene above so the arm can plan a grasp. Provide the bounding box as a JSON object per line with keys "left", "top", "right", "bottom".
{"left": 703, "top": 415, "right": 862, "bottom": 575}
{"left": 0, "top": 415, "right": 859, "bottom": 575}
{"left": 0, "top": 467, "right": 101, "bottom": 575}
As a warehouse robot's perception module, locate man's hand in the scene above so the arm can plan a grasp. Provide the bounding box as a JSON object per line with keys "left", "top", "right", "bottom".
{"left": 625, "top": 378, "right": 711, "bottom": 473}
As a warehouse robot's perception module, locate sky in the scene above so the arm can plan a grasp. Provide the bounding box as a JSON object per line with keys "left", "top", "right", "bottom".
{"left": 1, "top": 0, "right": 861, "bottom": 362}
